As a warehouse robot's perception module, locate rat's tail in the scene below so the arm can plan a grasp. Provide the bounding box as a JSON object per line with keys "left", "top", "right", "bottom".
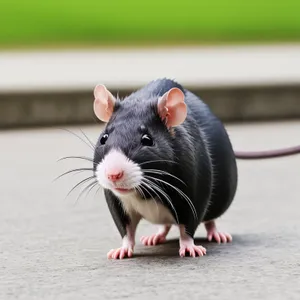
{"left": 234, "top": 145, "right": 300, "bottom": 160}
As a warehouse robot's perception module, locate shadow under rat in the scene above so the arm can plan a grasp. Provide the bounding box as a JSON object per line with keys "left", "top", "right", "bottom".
{"left": 132, "top": 233, "right": 261, "bottom": 259}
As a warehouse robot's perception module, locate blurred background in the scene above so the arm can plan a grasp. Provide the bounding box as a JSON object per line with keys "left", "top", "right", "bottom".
{"left": 0, "top": 0, "right": 300, "bottom": 128}
{"left": 1, "top": 1, "right": 300, "bottom": 48}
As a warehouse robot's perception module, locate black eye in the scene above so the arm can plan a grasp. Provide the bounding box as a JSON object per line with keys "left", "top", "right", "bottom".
{"left": 100, "top": 134, "right": 109, "bottom": 145}
{"left": 141, "top": 134, "right": 154, "bottom": 146}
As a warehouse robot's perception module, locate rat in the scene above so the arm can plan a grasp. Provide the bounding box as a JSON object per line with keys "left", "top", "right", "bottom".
{"left": 92, "top": 78, "right": 238, "bottom": 259}
{"left": 91, "top": 78, "right": 300, "bottom": 259}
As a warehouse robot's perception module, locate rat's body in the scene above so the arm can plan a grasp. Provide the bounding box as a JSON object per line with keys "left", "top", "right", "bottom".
{"left": 93, "top": 79, "right": 237, "bottom": 259}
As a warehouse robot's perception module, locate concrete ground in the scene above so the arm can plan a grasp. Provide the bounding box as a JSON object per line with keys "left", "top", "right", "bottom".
{"left": 1, "top": 121, "right": 300, "bottom": 300}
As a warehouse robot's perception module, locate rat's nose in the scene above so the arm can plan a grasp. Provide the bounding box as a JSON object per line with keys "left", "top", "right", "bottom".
{"left": 106, "top": 169, "right": 124, "bottom": 182}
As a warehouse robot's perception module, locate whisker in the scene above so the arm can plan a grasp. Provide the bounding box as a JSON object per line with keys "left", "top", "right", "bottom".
{"left": 54, "top": 168, "right": 94, "bottom": 182}
{"left": 139, "top": 160, "right": 179, "bottom": 166}
{"left": 139, "top": 182, "right": 160, "bottom": 219}
{"left": 122, "top": 175, "right": 145, "bottom": 188}
{"left": 84, "top": 181, "right": 99, "bottom": 200}
{"left": 146, "top": 181, "right": 179, "bottom": 224}
{"left": 59, "top": 128, "right": 95, "bottom": 152}
{"left": 135, "top": 185, "right": 146, "bottom": 200}
{"left": 69, "top": 170, "right": 92, "bottom": 177}
{"left": 144, "top": 175, "right": 197, "bottom": 221}
{"left": 142, "top": 169, "right": 186, "bottom": 186}
{"left": 57, "top": 156, "right": 94, "bottom": 163}
{"left": 147, "top": 176, "right": 198, "bottom": 220}
{"left": 74, "top": 180, "right": 98, "bottom": 206}
{"left": 66, "top": 176, "right": 96, "bottom": 199}
{"left": 142, "top": 179, "right": 166, "bottom": 204}
{"left": 94, "top": 185, "right": 102, "bottom": 200}
{"left": 59, "top": 128, "right": 103, "bottom": 158}
{"left": 142, "top": 179, "right": 179, "bottom": 224}
{"left": 79, "top": 128, "right": 96, "bottom": 150}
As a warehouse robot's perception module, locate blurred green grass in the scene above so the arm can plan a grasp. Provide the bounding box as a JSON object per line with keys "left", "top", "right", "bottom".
{"left": 1, "top": 0, "right": 300, "bottom": 49}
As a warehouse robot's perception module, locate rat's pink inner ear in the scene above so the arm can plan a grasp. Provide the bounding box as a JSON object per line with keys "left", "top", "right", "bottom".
{"left": 93, "top": 84, "right": 116, "bottom": 122}
{"left": 157, "top": 88, "right": 187, "bottom": 127}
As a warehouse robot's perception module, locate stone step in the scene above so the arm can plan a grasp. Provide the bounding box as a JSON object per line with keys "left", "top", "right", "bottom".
{"left": 1, "top": 44, "right": 300, "bottom": 128}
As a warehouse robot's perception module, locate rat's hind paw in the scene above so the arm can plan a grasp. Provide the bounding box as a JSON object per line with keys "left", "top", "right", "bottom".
{"left": 140, "top": 225, "right": 171, "bottom": 246}
{"left": 179, "top": 243, "right": 206, "bottom": 258}
{"left": 140, "top": 233, "right": 166, "bottom": 246}
{"left": 207, "top": 231, "right": 232, "bottom": 244}
{"left": 107, "top": 247, "right": 134, "bottom": 259}
{"left": 205, "top": 220, "right": 232, "bottom": 243}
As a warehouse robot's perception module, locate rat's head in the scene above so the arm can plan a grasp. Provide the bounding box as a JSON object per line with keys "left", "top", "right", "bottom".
{"left": 92, "top": 84, "right": 187, "bottom": 198}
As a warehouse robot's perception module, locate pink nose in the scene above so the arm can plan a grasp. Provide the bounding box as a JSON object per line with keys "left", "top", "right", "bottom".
{"left": 106, "top": 170, "right": 124, "bottom": 182}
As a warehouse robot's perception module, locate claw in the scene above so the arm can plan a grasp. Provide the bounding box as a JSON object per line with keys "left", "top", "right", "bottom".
{"left": 205, "top": 220, "right": 232, "bottom": 243}
{"left": 140, "top": 233, "right": 167, "bottom": 246}
{"left": 179, "top": 244, "right": 206, "bottom": 258}
{"left": 107, "top": 246, "right": 134, "bottom": 259}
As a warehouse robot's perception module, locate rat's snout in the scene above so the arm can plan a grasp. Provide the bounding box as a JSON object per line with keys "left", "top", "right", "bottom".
{"left": 106, "top": 168, "right": 124, "bottom": 182}
{"left": 96, "top": 149, "right": 143, "bottom": 192}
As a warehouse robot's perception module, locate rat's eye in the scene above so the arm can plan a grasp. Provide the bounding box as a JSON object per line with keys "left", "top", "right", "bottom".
{"left": 100, "top": 134, "right": 109, "bottom": 145}
{"left": 141, "top": 134, "right": 154, "bottom": 146}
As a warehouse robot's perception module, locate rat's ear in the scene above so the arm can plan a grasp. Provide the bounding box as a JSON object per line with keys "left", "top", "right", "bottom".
{"left": 93, "top": 84, "right": 116, "bottom": 122}
{"left": 157, "top": 88, "right": 187, "bottom": 127}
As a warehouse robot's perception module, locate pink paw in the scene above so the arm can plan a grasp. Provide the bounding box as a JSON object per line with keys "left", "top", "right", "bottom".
{"left": 179, "top": 244, "right": 206, "bottom": 258}
{"left": 107, "top": 247, "right": 133, "bottom": 260}
{"left": 140, "top": 233, "right": 166, "bottom": 246}
{"left": 179, "top": 225, "right": 206, "bottom": 258}
{"left": 207, "top": 231, "right": 232, "bottom": 244}
{"left": 205, "top": 220, "right": 232, "bottom": 243}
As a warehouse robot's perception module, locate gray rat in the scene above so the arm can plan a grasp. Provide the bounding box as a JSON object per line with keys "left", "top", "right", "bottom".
{"left": 92, "top": 78, "right": 237, "bottom": 259}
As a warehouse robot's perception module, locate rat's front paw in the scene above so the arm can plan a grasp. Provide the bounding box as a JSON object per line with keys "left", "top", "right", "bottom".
{"left": 107, "top": 234, "right": 135, "bottom": 259}
{"left": 107, "top": 246, "right": 134, "bottom": 259}
{"left": 179, "top": 244, "right": 206, "bottom": 258}
{"left": 179, "top": 225, "right": 206, "bottom": 258}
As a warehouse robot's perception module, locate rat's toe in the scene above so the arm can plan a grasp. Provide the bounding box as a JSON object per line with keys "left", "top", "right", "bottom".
{"left": 107, "top": 247, "right": 134, "bottom": 259}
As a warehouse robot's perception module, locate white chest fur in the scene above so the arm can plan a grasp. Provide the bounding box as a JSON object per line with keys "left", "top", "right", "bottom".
{"left": 119, "top": 192, "right": 176, "bottom": 225}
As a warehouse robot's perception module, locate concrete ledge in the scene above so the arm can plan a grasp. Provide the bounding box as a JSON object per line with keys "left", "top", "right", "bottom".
{"left": 1, "top": 83, "right": 300, "bottom": 129}
{"left": 1, "top": 44, "right": 300, "bottom": 128}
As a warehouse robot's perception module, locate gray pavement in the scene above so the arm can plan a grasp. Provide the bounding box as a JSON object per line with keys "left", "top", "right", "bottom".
{"left": 1, "top": 121, "right": 300, "bottom": 299}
